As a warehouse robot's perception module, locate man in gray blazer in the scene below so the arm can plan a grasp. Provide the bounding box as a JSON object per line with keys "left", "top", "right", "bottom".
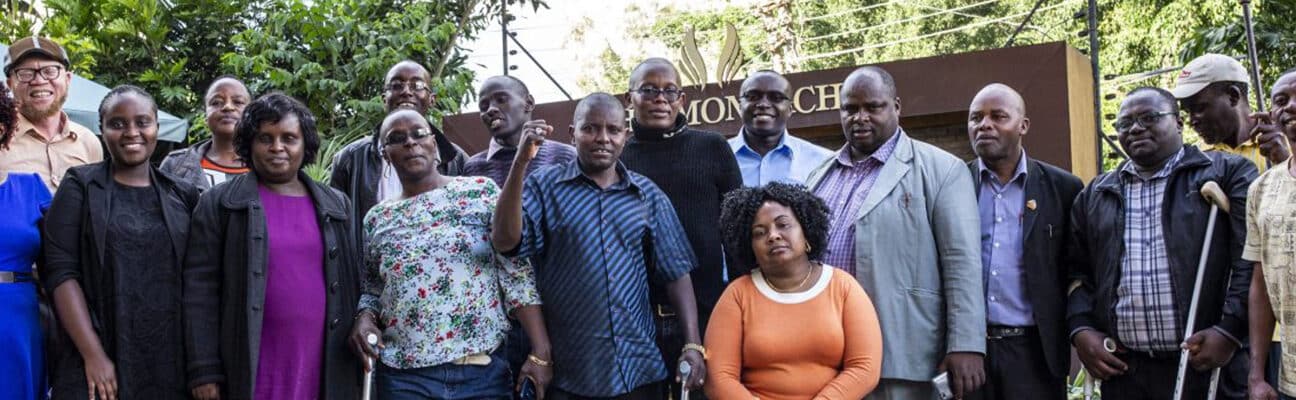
{"left": 808, "top": 66, "right": 986, "bottom": 400}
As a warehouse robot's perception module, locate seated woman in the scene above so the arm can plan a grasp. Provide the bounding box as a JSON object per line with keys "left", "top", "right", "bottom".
{"left": 705, "top": 182, "right": 883, "bottom": 400}
{"left": 43, "top": 86, "right": 199, "bottom": 399}
{"left": 183, "top": 93, "right": 361, "bottom": 400}
{"left": 0, "top": 81, "right": 54, "bottom": 400}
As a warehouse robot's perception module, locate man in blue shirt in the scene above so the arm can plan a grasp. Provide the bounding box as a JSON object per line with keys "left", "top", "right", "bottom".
{"left": 729, "top": 70, "right": 833, "bottom": 186}
{"left": 492, "top": 93, "right": 707, "bottom": 399}
{"left": 965, "top": 84, "right": 1082, "bottom": 400}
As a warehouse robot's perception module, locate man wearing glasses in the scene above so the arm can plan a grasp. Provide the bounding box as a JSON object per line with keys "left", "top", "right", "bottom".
{"left": 1, "top": 36, "right": 102, "bottom": 193}
{"left": 330, "top": 60, "right": 469, "bottom": 242}
{"left": 1067, "top": 87, "right": 1256, "bottom": 400}
{"left": 728, "top": 70, "right": 833, "bottom": 186}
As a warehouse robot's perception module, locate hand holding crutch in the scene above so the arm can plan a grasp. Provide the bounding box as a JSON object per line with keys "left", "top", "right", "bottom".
{"left": 362, "top": 333, "right": 378, "bottom": 400}
{"left": 1172, "top": 181, "right": 1234, "bottom": 400}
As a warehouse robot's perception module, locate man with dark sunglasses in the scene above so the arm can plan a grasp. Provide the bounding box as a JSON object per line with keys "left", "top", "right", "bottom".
{"left": 728, "top": 70, "right": 832, "bottom": 186}
{"left": 1, "top": 36, "right": 102, "bottom": 193}
{"left": 1068, "top": 87, "right": 1256, "bottom": 400}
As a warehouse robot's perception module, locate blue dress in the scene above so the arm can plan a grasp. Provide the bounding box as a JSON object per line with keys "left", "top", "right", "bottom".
{"left": 0, "top": 173, "right": 52, "bottom": 400}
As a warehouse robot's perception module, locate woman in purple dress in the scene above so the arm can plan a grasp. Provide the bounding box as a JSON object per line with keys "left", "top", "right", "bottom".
{"left": 183, "top": 93, "right": 362, "bottom": 400}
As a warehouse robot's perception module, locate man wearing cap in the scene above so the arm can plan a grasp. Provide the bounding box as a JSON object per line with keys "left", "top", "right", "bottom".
{"left": 1174, "top": 53, "right": 1290, "bottom": 173}
{"left": 1, "top": 36, "right": 102, "bottom": 193}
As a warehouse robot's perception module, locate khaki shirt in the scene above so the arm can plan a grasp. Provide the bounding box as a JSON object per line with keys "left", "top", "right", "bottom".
{"left": 1199, "top": 138, "right": 1290, "bottom": 174}
{"left": 0, "top": 112, "right": 103, "bottom": 193}
{"left": 1243, "top": 160, "right": 1296, "bottom": 396}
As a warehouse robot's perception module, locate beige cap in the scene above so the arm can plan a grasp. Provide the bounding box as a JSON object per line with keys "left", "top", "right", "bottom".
{"left": 1171, "top": 54, "right": 1250, "bottom": 99}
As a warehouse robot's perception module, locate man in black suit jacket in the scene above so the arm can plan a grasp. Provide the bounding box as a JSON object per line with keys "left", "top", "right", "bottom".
{"left": 965, "top": 84, "right": 1084, "bottom": 400}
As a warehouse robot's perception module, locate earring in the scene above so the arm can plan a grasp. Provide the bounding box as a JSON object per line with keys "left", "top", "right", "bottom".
{"left": 805, "top": 243, "right": 812, "bottom": 252}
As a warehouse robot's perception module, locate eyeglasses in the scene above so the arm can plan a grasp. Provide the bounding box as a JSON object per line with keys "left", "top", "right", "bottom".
{"left": 741, "top": 91, "right": 790, "bottom": 104}
{"left": 634, "top": 87, "right": 683, "bottom": 102}
{"left": 11, "top": 65, "right": 64, "bottom": 83}
{"left": 383, "top": 128, "right": 433, "bottom": 146}
{"left": 1112, "top": 111, "right": 1176, "bottom": 132}
{"left": 386, "top": 81, "right": 430, "bottom": 94}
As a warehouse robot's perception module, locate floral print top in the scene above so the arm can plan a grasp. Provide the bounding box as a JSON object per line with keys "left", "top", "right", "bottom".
{"left": 359, "top": 176, "right": 540, "bottom": 369}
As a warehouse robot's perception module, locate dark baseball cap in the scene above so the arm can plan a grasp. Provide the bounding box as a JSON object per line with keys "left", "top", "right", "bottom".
{"left": 4, "top": 36, "right": 70, "bottom": 74}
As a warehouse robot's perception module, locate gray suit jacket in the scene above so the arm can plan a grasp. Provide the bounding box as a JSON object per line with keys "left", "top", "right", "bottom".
{"left": 807, "top": 131, "right": 986, "bottom": 381}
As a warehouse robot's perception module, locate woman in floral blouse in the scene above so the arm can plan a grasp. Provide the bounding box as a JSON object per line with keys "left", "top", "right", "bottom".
{"left": 349, "top": 110, "right": 553, "bottom": 399}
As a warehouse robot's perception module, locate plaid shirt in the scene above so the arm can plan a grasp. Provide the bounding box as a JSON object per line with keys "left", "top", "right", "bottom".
{"left": 1114, "top": 148, "right": 1185, "bottom": 352}
{"left": 816, "top": 130, "right": 901, "bottom": 273}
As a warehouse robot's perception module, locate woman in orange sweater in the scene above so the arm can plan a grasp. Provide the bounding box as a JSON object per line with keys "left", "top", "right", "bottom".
{"left": 706, "top": 182, "right": 883, "bottom": 400}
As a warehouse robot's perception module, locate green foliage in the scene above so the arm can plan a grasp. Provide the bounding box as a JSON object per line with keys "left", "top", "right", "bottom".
{"left": 1181, "top": 0, "right": 1296, "bottom": 92}
{"left": 4, "top": 0, "right": 543, "bottom": 181}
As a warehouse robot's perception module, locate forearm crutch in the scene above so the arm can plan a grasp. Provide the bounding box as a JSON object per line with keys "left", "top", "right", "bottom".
{"left": 1172, "top": 181, "right": 1230, "bottom": 400}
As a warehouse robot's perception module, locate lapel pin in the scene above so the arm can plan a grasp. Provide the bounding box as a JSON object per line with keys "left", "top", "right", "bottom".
{"left": 1026, "top": 199, "right": 1037, "bottom": 211}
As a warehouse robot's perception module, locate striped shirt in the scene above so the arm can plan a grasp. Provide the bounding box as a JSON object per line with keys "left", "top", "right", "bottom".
{"left": 511, "top": 160, "right": 697, "bottom": 397}
{"left": 1114, "top": 148, "right": 1185, "bottom": 352}
{"left": 463, "top": 139, "right": 577, "bottom": 187}
{"left": 815, "top": 130, "right": 901, "bottom": 273}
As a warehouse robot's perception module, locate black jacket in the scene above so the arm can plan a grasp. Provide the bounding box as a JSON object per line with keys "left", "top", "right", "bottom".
{"left": 1067, "top": 146, "right": 1257, "bottom": 344}
{"left": 328, "top": 124, "right": 467, "bottom": 244}
{"left": 41, "top": 163, "right": 199, "bottom": 397}
{"left": 183, "top": 171, "right": 361, "bottom": 400}
{"left": 968, "top": 157, "right": 1083, "bottom": 378}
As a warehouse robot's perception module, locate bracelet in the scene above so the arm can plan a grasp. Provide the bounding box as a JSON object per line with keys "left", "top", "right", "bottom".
{"left": 354, "top": 308, "right": 377, "bottom": 322}
{"left": 682, "top": 343, "right": 707, "bottom": 359}
{"left": 527, "top": 354, "right": 552, "bottom": 367}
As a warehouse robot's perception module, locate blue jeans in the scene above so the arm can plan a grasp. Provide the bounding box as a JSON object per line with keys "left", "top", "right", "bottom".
{"left": 378, "top": 350, "right": 511, "bottom": 400}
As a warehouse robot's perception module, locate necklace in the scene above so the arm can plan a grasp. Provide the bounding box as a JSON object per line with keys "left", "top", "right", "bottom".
{"left": 768, "top": 263, "right": 816, "bottom": 293}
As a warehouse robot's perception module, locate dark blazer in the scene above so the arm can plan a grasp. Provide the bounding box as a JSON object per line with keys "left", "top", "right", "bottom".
{"left": 183, "top": 171, "right": 361, "bottom": 400}
{"left": 968, "top": 157, "right": 1084, "bottom": 378}
{"left": 41, "top": 162, "right": 200, "bottom": 395}
{"left": 1067, "top": 147, "right": 1256, "bottom": 345}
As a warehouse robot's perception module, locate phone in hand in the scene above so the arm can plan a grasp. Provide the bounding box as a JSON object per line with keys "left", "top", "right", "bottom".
{"left": 519, "top": 377, "right": 537, "bottom": 400}
{"left": 932, "top": 372, "right": 953, "bottom": 400}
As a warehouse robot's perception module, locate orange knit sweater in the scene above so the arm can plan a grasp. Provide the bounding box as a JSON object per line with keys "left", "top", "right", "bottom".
{"left": 704, "top": 267, "right": 883, "bottom": 400}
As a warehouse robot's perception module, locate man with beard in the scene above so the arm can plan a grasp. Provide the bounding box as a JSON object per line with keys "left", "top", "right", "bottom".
{"left": 728, "top": 70, "right": 832, "bottom": 186}
{"left": 964, "top": 84, "right": 1082, "bottom": 400}
{"left": 1, "top": 36, "right": 102, "bottom": 193}
{"left": 806, "top": 66, "right": 985, "bottom": 400}
{"left": 330, "top": 60, "right": 469, "bottom": 241}
{"left": 1174, "top": 54, "right": 1289, "bottom": 172}
{"left": 1069, "top": 87, "right": 1255, "bottom": 400}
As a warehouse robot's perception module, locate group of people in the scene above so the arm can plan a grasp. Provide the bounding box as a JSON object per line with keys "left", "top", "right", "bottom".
{"left": 2, "top": 32, "right": 1296, "bottom": 400}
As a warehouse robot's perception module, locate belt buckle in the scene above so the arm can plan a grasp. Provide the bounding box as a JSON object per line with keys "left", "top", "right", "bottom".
{"left": 655, "top": 305, "right": 676, "bottom": 318}
{"left": 0, "top": 271, "right": 16, "bottom": 283}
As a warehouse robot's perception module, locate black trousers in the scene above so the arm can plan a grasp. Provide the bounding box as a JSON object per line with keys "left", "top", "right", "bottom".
{"left": 967, "top": 328, "right": 1065, "bottom": 400}
{"left": 548, "top": 382, "right": 664, "bottom": 400}
{"left": 1101, "top": 350, "right": 1213, "bottom": 400}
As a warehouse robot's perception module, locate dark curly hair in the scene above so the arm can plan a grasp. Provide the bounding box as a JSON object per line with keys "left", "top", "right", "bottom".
{"left": 235, "top": 92, "right": 320, "bottom": 172}
{"left": 0, "top": 83, "right": 16, "bottom": 150}
{"left": 719, "top": 182, "right": 831, "bottom": 274}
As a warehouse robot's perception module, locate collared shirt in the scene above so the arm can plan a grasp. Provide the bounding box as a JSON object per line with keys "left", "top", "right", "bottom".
{"left": 360, "top": 177, "right": 539, "bottom": 369}
{"left": 816, "top": 129, "right": 902, "bottom": 273}
{"left": 463, "top": 139, "right": 577, "bottom": 187}
{"left": 728, "top": 128, "right": 835, "bottom": 187}
{"left": 1114, "top": 148, "right": 1185, "bottom": 352}
{"left": 0, "top": 112, "right": 103, "bottom": 193}
{"left": 1199, "top": 140, "right": 1281, "bottom": 174}
{"left": 512, "top": 160, "right": 697, "bottom": 397}
{"left": 977, "top": 151, "right": 1032, "bottom": 327}
{"left": 1244, "top": 160, "right": 1296, "bottom": 395}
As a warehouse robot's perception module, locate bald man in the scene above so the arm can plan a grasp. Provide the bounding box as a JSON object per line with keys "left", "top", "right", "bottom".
{"left": 806, "top": 66, "right": 984, "bottom": 399}
{"left": 964, "top": 84, "right": 1082, "bottom": 400}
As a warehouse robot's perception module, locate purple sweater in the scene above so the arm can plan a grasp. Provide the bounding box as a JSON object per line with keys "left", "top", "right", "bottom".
{"left": 255, "top": 186, "right": 326, "bottom": 400}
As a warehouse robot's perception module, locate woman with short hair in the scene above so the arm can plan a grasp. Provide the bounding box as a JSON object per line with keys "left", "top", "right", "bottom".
{"left": 705, "top": 182, "right": 883, "bottom": 400}
{"left": 43, "top": 85, "right": 199, "bottom": 399}
{"left": 183, "top": 93, "right": 361, "bottom": 400}
{"left": 160, "top": 76, "right": 252, "bottom": 190}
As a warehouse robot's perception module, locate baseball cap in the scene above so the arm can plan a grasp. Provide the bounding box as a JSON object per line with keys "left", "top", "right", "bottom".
{"left": 1170, "top": 54, "right": 1250, "bottom": 99}
{"left": 4, "top": 36, "right": 70, "bottom": 75}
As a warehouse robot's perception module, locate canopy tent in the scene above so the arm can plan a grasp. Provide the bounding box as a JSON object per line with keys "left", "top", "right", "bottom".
{"left": 1, "top": 43, "right": 189, "bottom": 143}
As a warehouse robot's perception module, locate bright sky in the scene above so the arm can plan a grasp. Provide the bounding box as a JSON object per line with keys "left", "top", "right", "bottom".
{"left": 458, "top": 0, "right": 759, "bottom": 112}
